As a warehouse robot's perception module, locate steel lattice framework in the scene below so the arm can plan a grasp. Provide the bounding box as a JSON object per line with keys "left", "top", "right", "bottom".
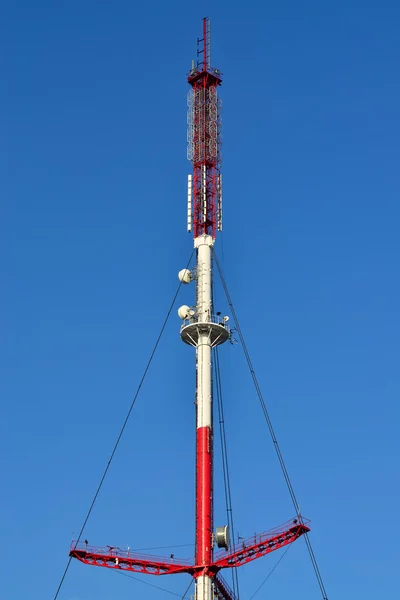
{"left": 187, "top": 18, "right": 222, "bottom": 238}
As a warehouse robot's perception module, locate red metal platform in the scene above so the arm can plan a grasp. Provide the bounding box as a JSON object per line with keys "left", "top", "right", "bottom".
{"left": 70, "top": 518, "right": 310, "bottom": 579}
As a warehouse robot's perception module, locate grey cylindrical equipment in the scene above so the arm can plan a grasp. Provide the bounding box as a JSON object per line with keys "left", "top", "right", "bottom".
{"left": 215, "top": 525, "right": 230, "bottom": 549}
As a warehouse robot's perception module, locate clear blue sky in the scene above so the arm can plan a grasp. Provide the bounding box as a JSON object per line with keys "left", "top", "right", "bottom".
{"left": 2, "top": 1, "right": 399, "bottom": 599}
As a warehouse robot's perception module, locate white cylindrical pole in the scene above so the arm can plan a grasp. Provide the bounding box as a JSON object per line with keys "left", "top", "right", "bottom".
{"left": 196, "top": 574, "right": 212, "bottom": 600}
{"left": 196, "top": 235, "right": 212, "bottom": 323}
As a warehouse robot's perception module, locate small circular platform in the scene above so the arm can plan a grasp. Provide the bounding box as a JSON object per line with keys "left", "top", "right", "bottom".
{"left": 181, "top": 320, "right": 230, "bottom": 347}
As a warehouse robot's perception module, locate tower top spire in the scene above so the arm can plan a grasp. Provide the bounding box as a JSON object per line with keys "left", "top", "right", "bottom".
{"left": 188, "top": 17, "right": 222, "bottom": 82}
{"left": 198, "top": 17, "right": 211, "bottom": 72}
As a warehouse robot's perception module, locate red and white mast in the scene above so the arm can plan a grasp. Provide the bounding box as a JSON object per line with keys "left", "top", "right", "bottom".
{"left": 68, "top": 19, "right": 310, "bottom": 600}
{"left": 179, "top": 17, "right": 227, "bottom": 600}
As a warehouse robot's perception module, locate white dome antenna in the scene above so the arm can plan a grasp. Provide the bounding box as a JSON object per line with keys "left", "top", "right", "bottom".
{"left": 178, "top": 269, "right": 194, "bottom": 284}
{"left": 178, "top": 305, "right": 195, "bottom": 320}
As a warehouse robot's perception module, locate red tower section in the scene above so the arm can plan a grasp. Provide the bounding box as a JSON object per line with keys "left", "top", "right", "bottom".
{"left": 187, "top": 18, "right": 222, "bottom": 239}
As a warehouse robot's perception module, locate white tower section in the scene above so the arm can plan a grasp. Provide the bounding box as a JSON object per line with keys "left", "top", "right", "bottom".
{"left": 195, "top": 235, "right": 213, "bottom": 431}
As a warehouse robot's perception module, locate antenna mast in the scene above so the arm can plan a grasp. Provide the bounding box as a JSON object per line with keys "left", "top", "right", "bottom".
{"left": 69, "top": 19, "right": 310, "bottom": 600}
{"left": 184, "top": 17, "right": 226, "bottom": 600}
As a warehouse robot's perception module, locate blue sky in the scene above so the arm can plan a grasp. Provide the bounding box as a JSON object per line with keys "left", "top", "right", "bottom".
{"left": 2, "top": 1, "right": 400, "bottom": 599}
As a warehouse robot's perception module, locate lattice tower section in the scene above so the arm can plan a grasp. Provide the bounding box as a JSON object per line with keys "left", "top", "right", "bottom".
{"left": 187, "top": 71, "right": 222, "bottom": 238}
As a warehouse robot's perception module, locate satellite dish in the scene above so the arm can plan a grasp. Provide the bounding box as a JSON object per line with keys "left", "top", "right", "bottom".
{"left": 178, "top": 269, "right": 193, "bottom": 284}
{"left": 222, "top": 316, "right": 230, "bottom": 323}
{"left": 178, "top": 305, "right": 192, "bottom": 320}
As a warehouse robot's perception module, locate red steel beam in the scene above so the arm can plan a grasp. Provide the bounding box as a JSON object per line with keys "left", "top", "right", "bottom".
{"left": 69, "top": 519, "right": 310, "bottom": 578}
{"left": 212, "top": 522, "right": 310, "bottom": 570}
{"left": 69, "top": 543, "right": 194, "bottom": 576}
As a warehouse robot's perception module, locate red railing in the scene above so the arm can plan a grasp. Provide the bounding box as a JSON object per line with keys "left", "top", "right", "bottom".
{"left": 70, "top": 540, "right": 192, "bottom": 566}
{"left": 213, "top": 517, "right": 310, "bottom": 562}
{"left": 69, "top": 517, "right": 310, "bottom": 576}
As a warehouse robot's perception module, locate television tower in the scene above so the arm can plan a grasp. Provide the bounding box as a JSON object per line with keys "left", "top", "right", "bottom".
{"left": 69, "top": 18, "right": 310, "bottom": 600}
